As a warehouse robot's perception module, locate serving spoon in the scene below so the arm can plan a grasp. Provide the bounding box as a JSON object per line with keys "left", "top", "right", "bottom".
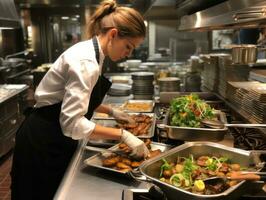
{"left": 203, "top": 171, "right": 266, "bottom": 185}
{"left": 201, "top": 119, "right": 266, "bottom": 129}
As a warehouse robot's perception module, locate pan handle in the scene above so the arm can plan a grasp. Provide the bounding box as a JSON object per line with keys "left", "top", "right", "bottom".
{"left": 128, "top": 169, "right": 153, "bottom": 183}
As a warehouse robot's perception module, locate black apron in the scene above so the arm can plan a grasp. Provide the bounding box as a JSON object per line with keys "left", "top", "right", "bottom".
{"left": 11, "top": 37, "right": 111, "bottom": 200}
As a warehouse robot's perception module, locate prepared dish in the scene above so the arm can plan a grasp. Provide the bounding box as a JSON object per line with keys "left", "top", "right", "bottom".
{"left": 159, "top": 154, "right": 245, "bottom": 195}
{"left": 116, "top": 114, "right": 152, "bottom": 136}
{"left": 84, "top": 140, "right": 172, "bottom": 174}
{"left": 92, "top": 113, "right": 155, "bottom": 139}
{"left": 123, "top": 100, "right": 154, "bottom": 112}
{"left": 101, "top": 139, "right": 162, "bottom": 173}
{"left": 169, "top": 94, "right": 215, "bottom": 127}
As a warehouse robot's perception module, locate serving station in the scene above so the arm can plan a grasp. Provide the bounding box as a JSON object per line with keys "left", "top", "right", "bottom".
{"left": 54, "top": 78, "right": 266, "bottom": 200}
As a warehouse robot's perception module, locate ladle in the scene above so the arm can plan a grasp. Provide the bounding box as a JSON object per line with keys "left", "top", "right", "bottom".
{"left": 203, "top": 171, "right": 266, "bottom": 185}
{"left": 201, "top": 119, "right": 266, "bottom": 129}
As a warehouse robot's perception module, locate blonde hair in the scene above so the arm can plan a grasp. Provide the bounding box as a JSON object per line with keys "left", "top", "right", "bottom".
{"left": 87, "top": 0, "right": 146, "bottom": 39}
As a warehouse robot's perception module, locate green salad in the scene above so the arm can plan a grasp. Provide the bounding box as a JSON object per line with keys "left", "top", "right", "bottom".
{"left": 169, "top": 94, "right": 214, "bottom": 127}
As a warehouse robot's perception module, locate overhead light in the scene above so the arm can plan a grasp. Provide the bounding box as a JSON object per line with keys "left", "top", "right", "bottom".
{"left": 71, "top": 18, "right": 78, "bottom": 21}
{"left": 75, "top": 15, "right": 80, "bottom": 18}
{"left": 61, "top": 16, "right": 69, "bottom": 20}
{"left": 0, "top": 27, "right": 13, "bottom": 30}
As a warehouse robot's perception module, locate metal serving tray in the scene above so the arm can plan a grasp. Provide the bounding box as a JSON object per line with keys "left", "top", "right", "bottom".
{"left": 93, "top": 113, "right": 156, "bottom": 139}
{"left": 157, "top": 111, "right": 228, "bottom": 141}
{"left": 122, "top": 100, "right": 155, "bottom": 113}
{"left": 84, "top": 142, "right": 172, "bottom": 175}
{"left": 136, "top": 142, "right": 264, "bottom": 200}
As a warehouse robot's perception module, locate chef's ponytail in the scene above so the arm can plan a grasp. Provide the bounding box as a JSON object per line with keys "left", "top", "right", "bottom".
{"left": 87, "top": 0, "right": 145, "bottom": 39}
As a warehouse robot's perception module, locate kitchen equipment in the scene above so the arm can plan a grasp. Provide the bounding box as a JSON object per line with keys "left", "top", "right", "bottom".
{"left": 110, "top": 75, "right": 131, "bottom": 84}
{"left": 85, "top": 146, "right": 138, "bottom": 160}
{"left": 131, "top": 72, "right": 154, "bottom": 100}
{"left": 131, "top": 142, "right": 265, "bottom": 200}
{"left": 84, "top": 142, "right": 172, "bottom": 175}
{"left": 158, "top": 77, "right": 180, "bottom": 92}
{"left": 126, "top": 59, "right": 142, "bottom": 68}
{"left": 107, "top": 83, "right": 131, "bottom": 96}
{"left": 122, "top": 100, "right": 155, "bottom": 113}
{"left": 92, "top": 113, "right": 156, "bottom": 139}
{"left": 231, "top": 44, "right": 266, "bottom": 65}
{"left": 203, "top": 171, "right": 266, "bottom": 185}
{"left": 201, "top": 119, "right": 266, "bottom": 129}
{"left": 157, "top": 111, "right": 228, "bottom": 141}
{"left": 185, "top": 72, "right": 201, "bottom": 92}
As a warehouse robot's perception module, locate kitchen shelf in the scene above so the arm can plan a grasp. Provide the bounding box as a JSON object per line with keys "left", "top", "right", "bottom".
{"left": 7, "top": 69, "right": 31, "bottom": 79}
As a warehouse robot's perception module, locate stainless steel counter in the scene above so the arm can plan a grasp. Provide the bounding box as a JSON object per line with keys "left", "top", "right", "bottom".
{"left": 54, "top": 94, "right": 152, "bottom": 200}
{"left": 54, "top": 139, "right": 152, "bottom": 200}
{"left": 0, "top": 84, "right": 28, "bottom": 103}
{"left": 0, "top": 84, "right": 29, "bottom": 157}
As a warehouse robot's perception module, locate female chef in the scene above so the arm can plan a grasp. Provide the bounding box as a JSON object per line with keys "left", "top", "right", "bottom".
{"left": 11, "top": 0, "right": 149, "bottom": 199}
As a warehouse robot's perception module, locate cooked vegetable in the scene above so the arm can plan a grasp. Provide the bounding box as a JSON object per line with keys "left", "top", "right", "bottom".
{"left": 175, "top": 164, "right": 184, "bottom": 173}
{"left": 160, "top": 158, "right": 172, "bottom": 177}
{"left": 159, "top": 154, "right": 244, "bottom": 195}
{"left": 193, "top": 180, "right": 205, "bottom": 192}
{"left": 169, "top": 94, "right": 214, "bottom": 127}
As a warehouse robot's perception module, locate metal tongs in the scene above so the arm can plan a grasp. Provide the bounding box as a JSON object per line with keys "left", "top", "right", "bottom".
{"left": 85, "top": 146, "right": 129, "bottom": 157}
{"left": 201, "top": 119, "right": 266, "bottom": 129}
{"left": 85, "top": 146, "right": 142, "bottom": 160}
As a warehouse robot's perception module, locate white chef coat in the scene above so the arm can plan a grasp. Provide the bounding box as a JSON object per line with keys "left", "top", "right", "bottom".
{"left": 35, "top": 37, "right": 105, "bottom": 140}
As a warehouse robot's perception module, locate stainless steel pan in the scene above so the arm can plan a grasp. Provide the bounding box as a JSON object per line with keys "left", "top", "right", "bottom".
{"left": 84, "top": 142, "right": 172, "bottom": 175}
{"left": 130, "top": 142, "right": 265, "bottom": 200}
{"left": 157, "top": 111, "right": 228, "bottom": 141}
{"left": 230, "top": 44, "right": 266, "bottom": 65}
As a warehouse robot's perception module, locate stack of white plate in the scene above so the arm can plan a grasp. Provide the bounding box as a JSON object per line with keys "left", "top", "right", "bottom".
{"left": 107, "top": 83, "right": 131, "bottom": 96}
{"left": 131, "top": 72, "right": 154, "bottom": 100}
{"left": 158, "top": 77, "right": 180, "bottom": 92}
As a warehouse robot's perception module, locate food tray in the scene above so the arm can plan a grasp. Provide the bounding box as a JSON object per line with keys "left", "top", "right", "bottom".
{"left": 158, "top": 111, "right": 228, "bottom": 141}
{"left": 84, "top": 142, "right": 172, "bottom": 175}
{"left": 122, "top": 100, "right": 155, "bottom": 113}
{"left": 137, "top": 142, "right": 264, "bottom": 200}
{"left": 92, "top": 113, "right": 156, "bottom": 139}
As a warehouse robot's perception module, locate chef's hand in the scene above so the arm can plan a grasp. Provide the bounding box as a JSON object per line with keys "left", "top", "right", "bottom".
{"left": 120, "top": 129, "right": 149, "bottom": 158}
{"left": 110, "top": 109, "right": 135, "bottom": 124}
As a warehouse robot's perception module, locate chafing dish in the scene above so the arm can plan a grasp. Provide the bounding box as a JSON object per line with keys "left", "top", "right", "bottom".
{"left": 157, "top": 111, "right": 228, "bottom": 141}
{"left": 93, "top": 113, "right": 156, "bottom": 139}
{"left": 122, "top": 100, "right": 155, "bottom": 113}
{"left": 84, "top": 142, "right": 172, "bottom": 175}
{"left": 131, "top": 142, "right": 264, "bottom": 200}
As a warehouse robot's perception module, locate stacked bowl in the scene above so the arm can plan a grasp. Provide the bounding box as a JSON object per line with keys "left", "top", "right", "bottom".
{"left": 131, "top": 72, "right": 154, "bottom": 100}
{"left": 158, "top": 77, "right": 180, "bottom": 92}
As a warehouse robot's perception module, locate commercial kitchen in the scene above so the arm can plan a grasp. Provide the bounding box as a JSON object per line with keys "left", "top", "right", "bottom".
{"left": 0, "top": 0, "right": 266, "bottom": 199}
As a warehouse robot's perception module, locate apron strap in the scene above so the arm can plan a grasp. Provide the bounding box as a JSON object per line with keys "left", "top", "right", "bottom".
{"left": 92, "top": 36, "right": 100, "bottom": 64}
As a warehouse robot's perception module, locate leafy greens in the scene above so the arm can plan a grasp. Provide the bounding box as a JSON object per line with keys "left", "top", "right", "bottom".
{"left": 169, "top": 94, "right": 214, "bottom": 127}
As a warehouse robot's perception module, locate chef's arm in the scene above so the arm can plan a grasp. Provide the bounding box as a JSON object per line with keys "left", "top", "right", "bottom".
{"left": 89, "top": 124, "right": 121, "bottom": 140}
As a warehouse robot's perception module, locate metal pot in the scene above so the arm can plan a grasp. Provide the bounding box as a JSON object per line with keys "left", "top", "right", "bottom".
{"left": 231, "top": 45, "right": 266, "bottom": 65}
